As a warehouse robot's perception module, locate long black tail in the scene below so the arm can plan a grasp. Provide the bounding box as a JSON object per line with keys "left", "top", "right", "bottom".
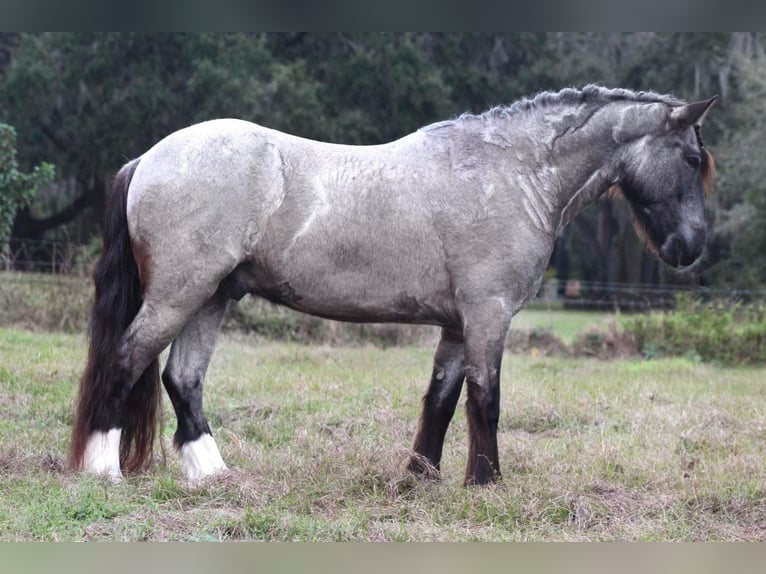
{"left": 70, "top": 158, "right": 161, "bottom": 474}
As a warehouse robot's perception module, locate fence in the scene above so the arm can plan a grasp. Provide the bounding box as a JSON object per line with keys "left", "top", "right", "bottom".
{"left": 1, "top": 238, "right": 93, "bottom": 274}
{"left": 534, "top": 278, "right": 766, "bottom": 311}
{"left": 2, "top": 238, "right": 766, "bottom": 315}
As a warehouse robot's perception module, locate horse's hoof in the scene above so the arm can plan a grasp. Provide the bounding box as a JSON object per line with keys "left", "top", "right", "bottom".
{"left": 180, "top": 433, "right": 228, "bottom": 484}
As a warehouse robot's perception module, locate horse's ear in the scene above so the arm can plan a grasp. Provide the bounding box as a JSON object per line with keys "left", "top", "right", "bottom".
{"left": 670, "top": 96, "right": 718, "bottom": 128}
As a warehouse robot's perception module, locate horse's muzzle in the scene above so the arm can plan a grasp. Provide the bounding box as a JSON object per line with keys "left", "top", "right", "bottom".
{"left": 659, "top": 226, "right": 706, "bottom": 268}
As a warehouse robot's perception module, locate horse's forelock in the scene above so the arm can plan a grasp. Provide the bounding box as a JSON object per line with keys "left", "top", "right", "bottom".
{"left": 701, "top": 148, "right": 716, "bottom": 197}
{"left": 607, "top": 184, "right": 623, "bottom": 200}
{"left": 694, "top": 124, "right": 716, "bottom": 197}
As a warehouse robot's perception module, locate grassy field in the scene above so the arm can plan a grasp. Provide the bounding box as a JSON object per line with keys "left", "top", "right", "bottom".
{"left": 1, "top": 327, "right": 766, "bottom": 541}
{"left": 512, "top": 305, "right": 611, "bottom": 344}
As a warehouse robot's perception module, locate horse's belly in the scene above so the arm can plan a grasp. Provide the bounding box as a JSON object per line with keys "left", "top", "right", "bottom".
{"left": 224, "top": 257, "right": 457, "bottom": 326}
{"left": 288, "top": 277, "right": 454, "bottom": 325}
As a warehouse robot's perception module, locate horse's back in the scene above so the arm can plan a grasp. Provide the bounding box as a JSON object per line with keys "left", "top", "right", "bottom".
{"left": 124, "top": 119, "right": 457, "bottom": 325}
{"left": 127, "top": 118, "right": 428, "bottom": 244}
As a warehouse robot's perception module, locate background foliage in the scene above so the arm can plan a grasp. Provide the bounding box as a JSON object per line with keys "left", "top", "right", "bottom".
{"left": 0, "top": 124, "right": 54, "bottom": 242}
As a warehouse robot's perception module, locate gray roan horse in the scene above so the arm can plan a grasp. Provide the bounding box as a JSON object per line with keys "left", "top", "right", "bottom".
{"left": 70, "top": 85, "right": 716, "bottom": 486}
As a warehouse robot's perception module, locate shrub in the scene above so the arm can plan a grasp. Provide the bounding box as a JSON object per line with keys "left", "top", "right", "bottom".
{"left": 0, "top": 124, "right": 55, "bottom": 243}
{"left": 620, "top": 294, "right": 766, "bottom": 364}
{"left": 570, "top": 320, "right": 638, "bottom": 360}
{"left": 506, "top": 326, "right": 568, "bottom": 356}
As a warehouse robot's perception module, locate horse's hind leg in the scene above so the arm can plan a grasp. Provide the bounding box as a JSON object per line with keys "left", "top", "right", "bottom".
{"left": 408, "top": 327, "right": 465, "bottom": 477}
{"left": 161, "top": 289, "right": 228, "bottom": 482}
{"left": 81, "top": 293, "right": 209, "bottom": 480}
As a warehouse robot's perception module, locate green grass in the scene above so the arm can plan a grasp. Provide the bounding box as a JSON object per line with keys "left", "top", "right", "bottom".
{"left": 512, "top": 306, "right": 611, "bottom": 344}
{"left": 1, "top": 327, "right": 765, "bottom": 541}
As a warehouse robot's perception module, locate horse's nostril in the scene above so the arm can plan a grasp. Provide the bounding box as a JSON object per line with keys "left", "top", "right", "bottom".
{"left": 659, "top": 236, "right": 682, "bottom": 267}
{"left": 660, "top": 233, "right": 703, "bottom": 268}
{"left": 679, "top": 249, "right": 699, "bottom": 267}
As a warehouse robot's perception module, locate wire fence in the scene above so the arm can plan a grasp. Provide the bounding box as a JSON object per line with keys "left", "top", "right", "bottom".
{"left": 1, "top": 237, "right": 93, "bottom": 274}
{"left": 534, "top": 278, "right": 766, "bottom": 310}
{"left": 2, "top": 238, "right": 765, "bottom": 312}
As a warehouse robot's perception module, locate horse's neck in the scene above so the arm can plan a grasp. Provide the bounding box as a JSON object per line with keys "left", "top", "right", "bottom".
{"left": 495, "top": 104, "right": 621, "bottom": 234}
{"left": 556, "top": 160, "right": 617, "bottom": 231}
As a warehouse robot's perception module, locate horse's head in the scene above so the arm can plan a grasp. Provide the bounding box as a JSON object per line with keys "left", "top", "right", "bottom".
{"left": 614, "top": 96, "right": 717, "bottom": 269}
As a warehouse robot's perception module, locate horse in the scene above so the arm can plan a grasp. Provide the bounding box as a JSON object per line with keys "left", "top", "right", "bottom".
{"left": 69, "top": 85, "right": 716, "bottom": 486}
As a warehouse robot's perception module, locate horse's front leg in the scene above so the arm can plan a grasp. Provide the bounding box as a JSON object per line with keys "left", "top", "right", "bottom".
{"left": 460, "top": 299, "right": 511, "bottom": 486}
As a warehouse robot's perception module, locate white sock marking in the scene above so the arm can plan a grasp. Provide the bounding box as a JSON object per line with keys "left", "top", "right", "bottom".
{"left": 180, "top": 433, "right": 228, "bottom": 483}
{"left": 82, "top": 429, "right": 123, "bottom": 483}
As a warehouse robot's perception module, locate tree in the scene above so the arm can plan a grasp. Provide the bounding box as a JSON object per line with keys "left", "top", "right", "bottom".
{"left": 705, "top": 35, "right": 766, "bottom": 289}
{"left": 0, "top": 123, "right": 54, "bottom": 274}
{"left": 0, "top": 123, "right": 54, "bottom": 246}
{"left": 1, "top": 33, "right": 324, "bottom": 243}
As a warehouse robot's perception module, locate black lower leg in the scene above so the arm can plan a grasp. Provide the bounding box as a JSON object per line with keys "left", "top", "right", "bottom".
{"left": 464, "top": 378, "right": 501, "bottom": 486}
{"left": 161, "top": 372, "right": 211, "bottom": 448}
{"left": 408, "top": 329, "right": 464, "bottom": 476}
{"left": 409, "top": 379, "right": 465, "bottom": 474}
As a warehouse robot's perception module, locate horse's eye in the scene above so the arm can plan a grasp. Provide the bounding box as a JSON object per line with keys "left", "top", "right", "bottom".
{"left": 686, "top": 154, "right": 702, "bottom": 169}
